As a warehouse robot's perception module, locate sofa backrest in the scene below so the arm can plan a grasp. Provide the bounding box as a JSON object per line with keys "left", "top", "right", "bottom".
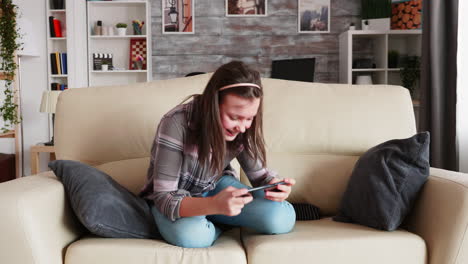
{"left": 55, "top": 75, "right": 416, "bottom": 216}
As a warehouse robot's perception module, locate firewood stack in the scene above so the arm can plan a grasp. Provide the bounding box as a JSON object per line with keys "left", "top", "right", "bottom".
{"left": 391, "top": 0, "right": 422, "bottom": 29}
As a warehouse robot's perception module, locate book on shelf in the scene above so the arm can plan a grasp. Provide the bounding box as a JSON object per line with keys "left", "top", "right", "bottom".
{"left": 48, "top": 16, "right": 63, "bottom": 38}
{"left": 50, "top": 53, "right": 67, "bottom": 75}
{"left": 51, "top": 82, "right": 68, "bottom": 91}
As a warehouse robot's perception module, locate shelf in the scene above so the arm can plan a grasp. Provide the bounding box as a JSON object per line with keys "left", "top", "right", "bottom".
{"left": 51, "top": 74, "right": 68, "bottom": 78}
{"left": 91, "top": 70, "right": 147, "bottom": 73}
{"left": 388, "top": 68, "right": 402, "bottom": 72}
{"left": 50, "top": 9, "right": 66, "bottom": 12}
{"left": 352, "top": 68, "right": 386, "bottom": 72}
{"left": 0, "top": 130, "right": 15, "bottom": 138}
{"left": 90, "top": 35, "right": 147, "bottom": 39}
{"left": 346, "top": 29, "right": 422, "bottom": 35}
{"left": 50, "top": 37, "right": 67, "bottom": 40}
{"left": 87, "top": 1, "right": 146, "bottom": 6}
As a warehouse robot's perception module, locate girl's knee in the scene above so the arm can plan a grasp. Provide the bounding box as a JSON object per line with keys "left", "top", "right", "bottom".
{"left": 163, "top": 217, "right": 218, "bottom": 248}
{"left": 261, "top": 201, "right": 296, "bottom": 235}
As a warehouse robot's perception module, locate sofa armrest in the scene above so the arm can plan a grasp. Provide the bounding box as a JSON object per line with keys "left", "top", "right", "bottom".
{"left": 406, "top": 168, "right": 468, "bottom": 264}
{"left": 0, "top": 171, "right": 84, "bottom": 264}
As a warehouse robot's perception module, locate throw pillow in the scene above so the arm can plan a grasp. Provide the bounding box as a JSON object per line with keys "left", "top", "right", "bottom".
{"left": 49, "top": 160, "right": 160, "bottom": 239}
{"left": 333, "top": 132, "right": 430, "bottom": 231}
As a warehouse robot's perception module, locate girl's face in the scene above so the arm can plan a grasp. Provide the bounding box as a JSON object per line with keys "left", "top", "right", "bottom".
{"left": 219, "top": 93, "right": 260, "bottom": 141}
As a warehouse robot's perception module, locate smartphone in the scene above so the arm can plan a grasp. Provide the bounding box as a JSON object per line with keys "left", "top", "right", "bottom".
{"left": 247, "top": 181, "right": 287, "bottom": 193}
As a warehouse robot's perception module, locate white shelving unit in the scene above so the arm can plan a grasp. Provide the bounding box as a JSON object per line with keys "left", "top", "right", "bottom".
{"left": 339, "top": 30, "right": 422, "bottom": 85}
{"left": 87, "top": 0, "right": 151, "bottom": 86}
{"left": 46, "top": 1, "right": 68, "bottom": 91}
{"left": 339, "top": 29, "right": 422, "bottom": 129}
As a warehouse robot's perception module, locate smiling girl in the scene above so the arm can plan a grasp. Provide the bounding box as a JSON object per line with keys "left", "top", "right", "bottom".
{"left": 140, "top": 61, "right": 296, "bottom": 248}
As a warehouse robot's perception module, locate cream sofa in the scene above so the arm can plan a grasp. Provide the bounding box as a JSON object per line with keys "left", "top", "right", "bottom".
{"left": 1, "top": 74, "right": 468, "bottom": 264}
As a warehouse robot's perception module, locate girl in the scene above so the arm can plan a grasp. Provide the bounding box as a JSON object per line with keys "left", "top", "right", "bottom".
{"left": 140, "top": 61, "right": 296, "bottom": 248}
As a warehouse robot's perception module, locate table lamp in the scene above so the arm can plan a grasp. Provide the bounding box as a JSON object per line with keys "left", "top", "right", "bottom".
{"left": 39, "top": 91, "right": 61, "bottom": 146}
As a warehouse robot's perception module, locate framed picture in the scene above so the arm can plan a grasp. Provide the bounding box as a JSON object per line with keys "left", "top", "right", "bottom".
{"left": 226, "top": 0, "right": 267, "bottom": 17}
{"left": 129, "top": 38, "right": 147, "bottom": 70}
{"left": 391, "top": 0, "right": 422, "bottom": 30}
{"left": 298, "top": 0, "right": 330, "bottom": 33}
{"left": 162, "top": 0, "right": 194, "bottom": 34}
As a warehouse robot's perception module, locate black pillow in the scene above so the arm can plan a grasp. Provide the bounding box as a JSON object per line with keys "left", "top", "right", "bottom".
{"left": 333, "top": 132, "right": 430, "bottom": 231}
{"left": 49, "top": 160, "right": 160, "bottom": 239}
{"left": 292, "top": 203, "right": 320, "bottom": 221}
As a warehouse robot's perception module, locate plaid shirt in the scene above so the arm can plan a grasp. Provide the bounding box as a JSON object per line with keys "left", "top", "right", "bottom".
{"left": 139, "top": 101, "right": 277, "bottom": 221}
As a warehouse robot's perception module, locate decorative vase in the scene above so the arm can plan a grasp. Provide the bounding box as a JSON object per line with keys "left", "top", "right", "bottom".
{"left": 117, "top": 28, "right": 126, "bottom": 36}
{"left": 362, "top": 18, "right": 391, "bottom": 30}
{"left": 356, "top": 75, "right": 373, "bottom": 85}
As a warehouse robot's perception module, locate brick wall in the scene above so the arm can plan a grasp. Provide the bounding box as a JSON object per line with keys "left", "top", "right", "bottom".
{"left": 151, "top": 0, "right": 360, "bottom": 83}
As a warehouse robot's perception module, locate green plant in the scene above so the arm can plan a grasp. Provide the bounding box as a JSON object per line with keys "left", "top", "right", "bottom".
{"left": 0, "top": 1, "right": 22, "bottom": 133}
{"left": 400, "top": 55, "right": 421, "bottom": 97}
{"left": 361, "top": 0, "right": 392, "bottom": 19}
{"left": 116, "top": 23, "right": 127, "bottom": 28}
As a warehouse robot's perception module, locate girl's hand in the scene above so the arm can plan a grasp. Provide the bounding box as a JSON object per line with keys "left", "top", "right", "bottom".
{"left": 210, "top": 186, "right": 253, "bottom": 216}
{"left": 264, "top": 178, "right": 296, "bottom": 202}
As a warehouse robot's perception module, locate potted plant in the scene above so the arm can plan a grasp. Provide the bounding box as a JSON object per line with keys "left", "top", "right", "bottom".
{"left": 115, "top": 23, "right": 127, "bottom": 36}
{"left": 361, "top": 0, "right": 392, "bottom": 30}
{"left": 399, "top": 55, "right": 420, "bottom": 98}
{"left": 362, "top": 20, "right": 369, "bottom": 30}
{"left": 0, "top": 1, "right": 22, "bottom": 132}
{"left": 349, "top": 22, "right": 356, "bottom": 30}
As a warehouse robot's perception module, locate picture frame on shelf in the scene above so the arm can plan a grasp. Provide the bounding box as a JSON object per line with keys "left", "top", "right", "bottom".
{"left": 298, "top": 0, "right": 330, "bottom": 33}
{"left": 391, "top": 0, "right": 422, "bottom": 30}
{"left": 129, "top": 38, "right": 147, "bottom": 70}
{"left": 226, "top": 0, "right": 267, "bottom": 17}
{"left": 162, "top": 0, "right": 194, "bottom": 34}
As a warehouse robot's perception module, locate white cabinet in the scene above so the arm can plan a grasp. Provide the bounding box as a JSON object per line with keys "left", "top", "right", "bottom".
{"left": 86, "top": 0, "right": 152, "bottom": 86}
{"left": 339, "top": 30, "right": 422, "bottom": 86}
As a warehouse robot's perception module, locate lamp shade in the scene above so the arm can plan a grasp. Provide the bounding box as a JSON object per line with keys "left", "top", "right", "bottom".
{"left": 39, "top": 91, "right": 61, "bottom": 113}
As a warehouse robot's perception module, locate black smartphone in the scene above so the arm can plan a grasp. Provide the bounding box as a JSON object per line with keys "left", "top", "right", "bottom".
{"left": 247, "top": 181, "right": 287, "bottom": 193}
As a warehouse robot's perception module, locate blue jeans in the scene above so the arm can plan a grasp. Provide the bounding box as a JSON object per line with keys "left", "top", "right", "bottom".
{"left": 151, "top": 175, "right": 296, "bottom": 248}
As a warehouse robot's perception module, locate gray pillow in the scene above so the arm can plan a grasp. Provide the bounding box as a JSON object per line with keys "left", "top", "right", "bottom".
{"left": 49, "top": 160, "right": 160, "bottom": 239}
{"left": 333, "top": 132, "right": 430, "bottom": 231}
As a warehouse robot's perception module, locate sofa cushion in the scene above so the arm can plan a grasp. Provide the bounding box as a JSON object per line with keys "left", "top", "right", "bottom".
{"left": 49, "top": 160, "right": 160, "bottom": 239}
{"left": 65, "top": 228, "right": 247, "bottom": 264}
{"left": 241, "top": 218, "right": 426, "bottom": 264}
{"left": 333, "top": 132, "right": 430, "bottom": 231}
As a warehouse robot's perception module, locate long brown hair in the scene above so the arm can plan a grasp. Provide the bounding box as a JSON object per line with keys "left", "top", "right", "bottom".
{"left": 187, "top": 61, "right": 266, "bottom": 175}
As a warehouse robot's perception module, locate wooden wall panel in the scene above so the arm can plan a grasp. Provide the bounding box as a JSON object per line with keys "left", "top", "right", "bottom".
{"left": 151, "top": 0, "right": 360, "bottom": 83}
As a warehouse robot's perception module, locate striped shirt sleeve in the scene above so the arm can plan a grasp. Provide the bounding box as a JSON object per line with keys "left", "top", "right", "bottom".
{"left": 236, "top": 149, "right": 278, "bottom": 187}
{"left": 149, "top": 116, "right": 191, "bottom": 221}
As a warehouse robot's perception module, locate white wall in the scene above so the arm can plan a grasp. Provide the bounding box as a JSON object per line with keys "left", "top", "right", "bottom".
{"left": 458, "top": 0, "right": 468, "bottom": 173}
{"left": 0, "top": 0, "right": 50, "bottom": 175}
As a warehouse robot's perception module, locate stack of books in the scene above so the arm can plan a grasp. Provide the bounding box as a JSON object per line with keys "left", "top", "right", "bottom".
{"left": 50, "top": 53, "right": 68, "bottom": 75}
{"left": 51, "top": 82, "right": 68, "bottom": 91}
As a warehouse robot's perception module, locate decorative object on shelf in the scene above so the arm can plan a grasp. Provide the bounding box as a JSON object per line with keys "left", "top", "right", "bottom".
{"left": 0, "top": 0, "right": 22, "bottom": 133}
{"left": 362, "top": 19, "right": 369, "bottom": 30}
{"left": 107, "top": 26, "right": 114, "bottom": 36}
{"left": 352, "top": 58, "right": 374, "bottom": 69}
{"left": 163, "top": 0, "right": 194, "bottom": 34}
{"left": 132, "top": 19, "right": 144, "bottom": 35}
{"left": 388, "top": 50, "right": 400, "bottom": 68}
{"left": 361, "top": 0, "right": 391, "bottom": 30}
{"left": 39, "top": 91, "right": 61, "bottom": 146}
{"left": 349, "top": 22, "right": 356, "bottom": 30}
{"left": 391, "top": 0, "right": 422, "bottom": 30}
{"left": 116, "top": 22, "right": 127, "bottom": 36}
{"left": 94, "top": 20, "right": 102, "bottom": 35}
{"left": 129, "top": 38, "right": 147, "bottom": 70}
{"left": 101, "top": 64, "right": 109, "bottom": 71}
{"left": 399, "top": 55, "right": 420, "bottom": 97}
{"left": 93, "top": 53, "right": 113, "bottom": 70}
{"left": 298, "top": 0, "right": 330, "bottom": 33}
{"left": 226, "top": 0, "right": 267, "bottom": 16}
{"left": 356, "top": 75, "right": 373, "bottom": 85}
